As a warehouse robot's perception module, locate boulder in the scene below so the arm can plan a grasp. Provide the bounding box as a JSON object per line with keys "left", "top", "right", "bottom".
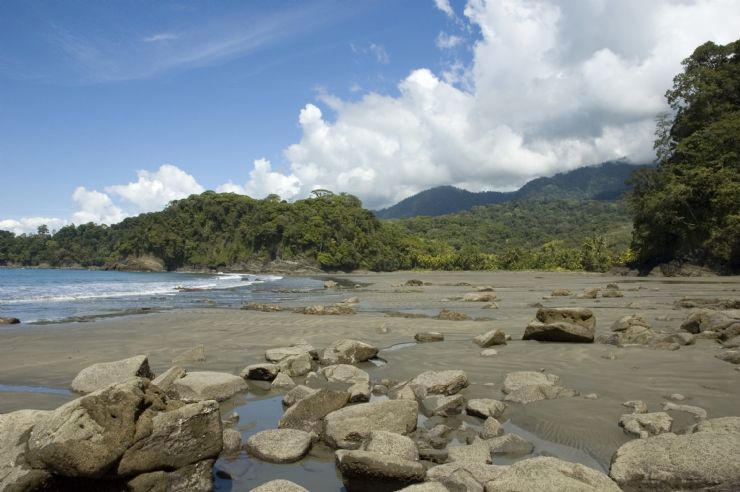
{"left": 576, "top": 288, "right": 600, "bottom": 299}
{"left": 277, "top": 353, "right": 313, "bottom": 377}
{"left": 335, "top": 449, "right": 425, "bottom": 492}
{"left": 487, "top": 456, "right": 621, "bottom": 491}
{"left": 324, "top": 400, "right": 418, "bottom": 449}
{"left": 151, "top": 365, "right": 186, "bottom": 392}
{"left": 245, "top": 428, "right": 312, "bottom": 463}
{"left": 463, "top": 293, "right": 497, "bottom": 302}
{"left": 681, "top": 309, "right": 740, "bottom": 340}
{"left": 487, "top": 433, "right": 534, "bottom": 456}
{"left": 324, "top": 280, "right": 338, "bottom": 288}
{"left": 251, "top": 480, "right": 309, "bottom": 492}
{"left": 27, "top": 378, "right": 149, "bottom": 477}
{"left": 320, "top": 339, "right": 379, "bottom": 365}
{"left": 504, "top": 384, "right": 578, "bottom": 404}
{"left": 362, "top": 431, "right": 419, "bottom": 461}
{"left": 716, "top": 349, "right": 740, "bottom": 364}
{"left": 271, "top": 372, "right": 296, "bottom": 390}
{"left": 320, "top": 364, "right": 371, "bottom": 402}
{"left": 171, "top": 371, "right": 247, "bottom": 402}
{"left": 473, "top": 329, "right": 507, "bottom": 347}
{"left": 611, "top": 314, "right": 651, "bottom": 332}
{"left": 222, "top": 428, "right": 242, "bottom": 455}
{"left": 619, "top": 412, "right": 673, "bottom": 438}
{"left": 551, "top": 288, "right": 571, "bottom": 296}
{"left": 117, "top": 400, "right": 223, "bottom": 475}
{"left": 398, "top": 483, "right": 449, "bottom": 492}
{"left": 0, "top": 409, "right": 52, "bottom": 491}
{"left": 126, "top": 459, "right": 214, "bottom": 492}
{"left": 0, "top": 316, "right": 20, "bottom": 324}
{"left": 523, "top": 320, "right": 595, "bottom": 343}
{"left": 502, "top": 371, "right": 560, "bottom": 394}
{"left": 388, "top": 384, "right": 417, "bottom": 401}
{"left": 279, "top": 389, "right": 350, "bottom": 435}
{"left": 466, "top": 399, "right": 506, "bottom": 419}
{"left": 427, "top": 462, "right": 504, "bottom": 490}
{"left": 282, "top": 385, "right": 319, "bottom": 407}
{"left": 610, "top": 425, "right": 740, "bottom": 490}
{"left": 421, "top": 394, "right": 465, "bottom": 417}
{"left": 535, "top": 307, "right": 595, "bottom": 329}
{"left": 601, "top": 289, "right": 624, "bottom": 298}
{"left": 70, "top": 355, "right": 154, "bottom": 394}
{"left": 690, "top": 416, "right": 740, "bottom": 434}
{"left": 623, "top": 400, "right": 648, "bottom": 414}
{"left": 414, "top": 331, "right": 444, "bottom": 342}
{"left": 265, "top": 344, "right": 317, "bottom": 363}
{"left": 408, "top": 370, "right": 468, "bottom": 396}
{"left": 663, "top": 402, "right": 707, "bottom": 420}
{"left": 480, "top": 417, "right": 504, "bottom": 438}
{"left": 436, "top": 309, "right": 471, "bottom": 321}
{"left": 240, "top": 363, "right": 280, "bottom": 381}
{"left": 448, "top": 437, "right": 491, "bottom": 463}
{"left": 404, "top": 279, "right": 424, "bottom": 286}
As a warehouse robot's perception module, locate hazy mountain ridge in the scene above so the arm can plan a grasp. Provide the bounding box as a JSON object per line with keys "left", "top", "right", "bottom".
{"left": 375, "top": 161, "right": 653, "bottom": 219}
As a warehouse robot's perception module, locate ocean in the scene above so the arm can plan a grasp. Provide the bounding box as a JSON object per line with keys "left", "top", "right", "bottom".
{"left": 0, "top": 268, "right": 326, "bottom": 324}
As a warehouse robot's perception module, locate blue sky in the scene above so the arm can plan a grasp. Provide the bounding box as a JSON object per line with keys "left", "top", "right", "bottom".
{"left": 1, "top": 0, "right": 739, "bottom": 233}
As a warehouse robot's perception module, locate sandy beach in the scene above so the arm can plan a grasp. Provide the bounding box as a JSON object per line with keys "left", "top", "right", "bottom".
{"left": 1, "top": 270, "right": 739, "bottom": 488}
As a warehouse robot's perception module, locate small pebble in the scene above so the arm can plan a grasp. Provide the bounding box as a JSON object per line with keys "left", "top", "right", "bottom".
{"left": 668, "top": 393, "right": 686, "bottom": 401}
{"left": 480, "top": 349, "right": 498, "bottom": 357}
{"left": 584, "top": 393, "right": 599, "bottom": 400}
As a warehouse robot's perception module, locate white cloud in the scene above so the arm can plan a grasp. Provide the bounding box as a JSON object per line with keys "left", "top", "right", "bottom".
{"left": 105, "top": 164, "right": 204, "bottom": 212}
{"left": 369, "top": 43, "right": 390, "bottom": 64}
{"left": 436, "top": 32, "right": 463, "bottom": 49}
{"left": 142, "top": 32, "right": 179, "bottom": 43}
{"left": 0, "top": 217, "right": 69, "bottom": 235}
{"left": 217, "top": 159, "right": 301, "bottom": 199}
{"left": 71, "top": 187, "right": 127, "bottom": 225}
{"left": 434, "top": 0, "right": 456, "bottom": 18}
{"left": 260, "top": 0, "right": 740, "bottom": 209}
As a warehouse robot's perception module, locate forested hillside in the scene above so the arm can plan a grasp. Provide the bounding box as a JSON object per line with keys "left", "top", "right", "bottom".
{"left": 375, "top": 161, "right": 651, "bottom": 219}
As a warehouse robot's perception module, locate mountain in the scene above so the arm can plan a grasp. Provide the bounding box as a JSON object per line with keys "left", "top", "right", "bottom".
{"left": 375, "top": 161, "right": 653, "bottom": 219}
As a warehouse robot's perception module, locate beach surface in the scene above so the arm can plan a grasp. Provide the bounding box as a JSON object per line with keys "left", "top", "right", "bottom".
{"left": 1, "top": 270, "right": 739, "bottom": 483}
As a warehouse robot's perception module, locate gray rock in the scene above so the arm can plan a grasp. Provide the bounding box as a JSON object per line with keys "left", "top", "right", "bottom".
{"left": 619, "top": 412, "right": 673, "bottom": 438}
{"left": 398, "top": 483, "right": 449, "bottom": 492}
{"left": 222, "top": 428, "right": 242, "bottom": 455}
{"left": 504, "top": 384, "right": 578, "bottom": 404}
{"left": 502, "top": 371, "right": 559, "bottom": 394}
{"left": 408, "top": 370, "right": 468, "bottom": 396}
{"left": 481, "top": 417, "right": 504, "bottom": 439}
{"left": 611, "top": 314, "right": 651, "bottom": 332}
{"left": 480, "top": 348, "right": 498, "bottom": 357}
{"left": 171, "top": 371, "right": 247, "bottom": 402}
{"left": 320, "top": 364, "right": 371, "bottom": 403}
{"left": 610, "top": 429, "right": 740, "bottom": 490}
{"left": 487, "top": 456, "right": 621, "bottom": 491}
{"left": 681, "top": 309, "right": 740, "bottom": 340}
{"left": 362, "top": 431, "right": 419, "bottom": 461}
{"left": 127, "top": 459, "right": 214, "bottom": 492}
{"left": 535, "top": 307, "right": 595, "bottom": 328}
{"left": 466, "top": 399, "right": 506, "bottom": 419}
{"left": 320, "top": 339, "right": 378, "bottom": 365}
{"left": 172, "top": 344, "right": 206, "bottom": 364}
{"left": 463, "top": 292, "right": 497, "bottom": 302}
{"left": 414, "top": 331, "right": 444, "bottom": 342}
{"left": 27, "top": 378, "right": 149, "bottom": 477}
{"left": 70, "top": 355, "right": 154, "bottom": 393}
{"left": 250, "top": 479, "right": 309, "bottom": 492}
{"left": 388, "top": 384, "right": 418, "bottom": 401}
{"left": 523, "top": 320, "right": 595, "bottom": 343}
{"left": 473, "top": 329, "right": 507, "bottom": 347}
{"left": 716, "top": 349, "right": 740, "bottom": 364}
{"left": 663, "top": 402, "right": 708, "bottom": 420}
{"left": 335, "top": 449, "right": 425, "bottom": 492}
{"left": 551, "top": 288, "right": 571, "bottom": 296}
{"left": 0, "top": 316, "right": 20, "bottom": 324}
{"left": 279, "top": 389, "right": 350, "bottom": 435}
{"left": 241, "top": 363, "right": 280, "bottom": 381}
{"left": 118, "top": 400, "right": 223, "bottom": 475}
{"left": 421, "top": 394, "right": 465, "bottom": 417}
{"left": 324, "top": 280, "right": 338, "bottom": 289}
{"left": 448, "top": 437, "right": 491, "bottom": 463}
{"left": 151, "top": 365, "right": 186, "bottom": 392}
{"left": 278, "top": 352, "right": 313, "bottom": 377}
{"left": 623, "top": 400, "right": 649, "bottom": 414}
{"left": 271, "top": 372, "right": 296, "bottom": 390}
{"left": 427, "top": 462, "right": 504, "bottom": 489}
{"left": 0, "top": 409, "right": 52, "bottom": 492}
{"left": 246, "top": 428, "right": 312, "bottom": 463}
{"left": 690, "top": 416, "right": 740, "bottom": 434}
{"left": 487, "top": 433, "right": 534, "bottom": 456}
{"left": 576, "top": 288, "right": 600, "bottom": 299}
{"left": 265, "top": 344, "right": 317, "bottom": 363}
{"left": 282, "top": 385, "right": 318, "bottom": 407}
{"left": 601, "top": 289, "right": 624, "bottom": 298}
{"left": 324, "top": 400, "right": 418, "bottom": 449}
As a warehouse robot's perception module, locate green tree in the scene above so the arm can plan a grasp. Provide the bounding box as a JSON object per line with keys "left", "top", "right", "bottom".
{"left": 630, "top": 39, "right": 740, "bottom": 272}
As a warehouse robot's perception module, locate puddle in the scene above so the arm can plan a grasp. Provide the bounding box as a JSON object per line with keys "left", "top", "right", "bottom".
{"left": 0, "top": 383, "right": 73, "bottom": 396}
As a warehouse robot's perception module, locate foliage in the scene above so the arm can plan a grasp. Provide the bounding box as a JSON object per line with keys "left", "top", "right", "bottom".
{"left": 630, "top": 39, "right": 740, "bottom": 272}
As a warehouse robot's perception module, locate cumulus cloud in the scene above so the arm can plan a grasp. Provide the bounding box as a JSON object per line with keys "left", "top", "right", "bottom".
{"left": 217, "top": 158, "right": 301, "bottom": 199}
{"left": 436, "top": 32, "right": 463, "bottom": 49}
{"left": 268, "top": 0, "right": 740, "bottom": 208}
{"left": 0, "top": 217, "right": 69, "bottom": 235}
{"left": 71, "top": 187, "right": 127, "bottom": 225}
{"left": 434, "top": 0, "right": 456, "bottom": 18}
{"left": 105, "top": 164, "right": 204, "bottom": 212}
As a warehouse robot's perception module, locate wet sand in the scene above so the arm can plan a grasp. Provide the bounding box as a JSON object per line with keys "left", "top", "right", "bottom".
{"left": 1, "top": 270, "right": 739, "bottom": 483}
